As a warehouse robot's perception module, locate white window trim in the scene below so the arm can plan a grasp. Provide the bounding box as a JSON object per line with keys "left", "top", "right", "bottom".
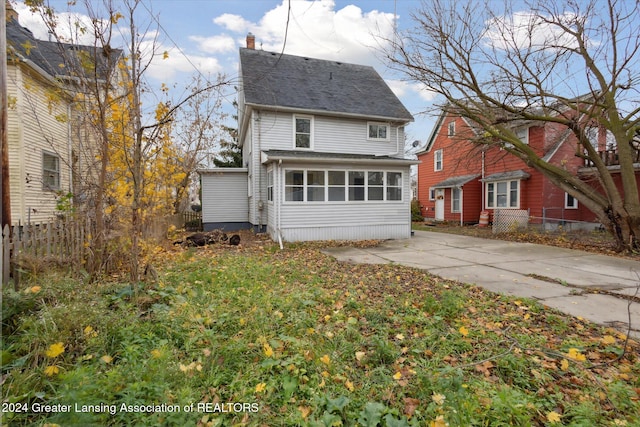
{"left": 485, "top": 180, "right": 521, "bottom": 209}
{"left": 282, "top": 169, "right": 403, "bottom": 203}
{"left": 451, "top": 187, "right": 461, "bottom": 213}
{"left": 429, "top": 187, "right": 435, "bottom": 201}
{"left": 565, "top": 192, "right": 578, "bottom": 209}
{"left": 42, "top": 150, "right": 60, "bottom": 191}
{"left": 434, "top": 149, "right": 443, "bottom": 171}
{"left": 516, "top": 127, "right": 529, "bottom": 145}
{"left": 293, "top": 114, "right": 314, "bottom": 150}
{"left": 267, "top": 169, "right": 274, "bottom": 203}
{"left": 367, "top": 122, "right": 390, "bottom": 142}
{"left": 448, "top": 121, "right": 455, "bottom": 137}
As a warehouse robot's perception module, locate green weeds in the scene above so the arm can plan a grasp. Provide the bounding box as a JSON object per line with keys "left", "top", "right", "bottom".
{"left": 2, "top": 243, "right": 639, "bottom": 426}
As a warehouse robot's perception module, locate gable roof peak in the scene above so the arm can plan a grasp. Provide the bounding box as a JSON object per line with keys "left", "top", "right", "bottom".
{"left": 239, "top": 48, "right": 413, "bottom": 122}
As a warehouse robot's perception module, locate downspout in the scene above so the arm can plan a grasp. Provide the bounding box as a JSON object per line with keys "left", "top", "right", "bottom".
{"left": 481, "top": 150, "right": 485, "bottom": 209}
{"left": 376, "top": 123, "right": 402, "bottom": 157}
{"left": 277, "top": 159, "right": 283, "bottom": 249}
{"left": 459, "top": 186, "right": 463, "bottom": 226}
{"left": 257, "top": 111, "right": 263, "bottom": 231}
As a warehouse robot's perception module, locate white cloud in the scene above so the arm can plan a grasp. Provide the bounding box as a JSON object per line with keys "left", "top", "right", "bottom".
{"left": 189, "top": 34, "right": 236, "bottom": 54}
{"left": 213, "top": 13, "right": 252, "bottom": 33}
{"left": 485, "top": 11, "right": 582, "bottom": 51}
{"left": 387, "top": 80, "right": 437, "bottom": 103}
{"left": 207, "top": 0, "right": 396, "bottom": 67}
{"left": 14, "top": 1, "right": 100, "bottom": 45}
{"left": 145, "top": 47, "right": 223, "bottom": 81}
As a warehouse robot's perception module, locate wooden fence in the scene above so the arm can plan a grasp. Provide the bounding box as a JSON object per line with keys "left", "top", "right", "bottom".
{"left": 1, "top": 218, "right": 92, "bottom": 287}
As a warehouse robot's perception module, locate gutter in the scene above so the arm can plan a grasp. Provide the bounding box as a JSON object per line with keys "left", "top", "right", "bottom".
{"left": 243, "top": 102, "right": 413, "bottom": 125}
{"left": 261, "top": 155, "right": 419, "bottom": 167}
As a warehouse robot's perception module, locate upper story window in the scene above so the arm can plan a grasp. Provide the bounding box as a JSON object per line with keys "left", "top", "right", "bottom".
{"left": 367, "top": 122, "right": 390, "bottom": 141}
{"left": 294, "top": 115, "right": 313, "bottom": 149}
{"left": 448, "top": 121, "right": 455, "bottom": 137}
{"left": 516, "top": 127, "right": 529, "bottom": 145}
{"left": 43, "top": 151, "right": 60, "bottom": 191}
{"left": 434, "top": 149, "right": 443, "bottom": 171}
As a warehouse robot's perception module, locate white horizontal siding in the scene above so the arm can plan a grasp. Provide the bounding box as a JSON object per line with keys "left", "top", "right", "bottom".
{"left": 255, "top": 110, "right": 405, "bottom": 156}
{"left": 271, "top": 163, "right": 412, "bottom": 242}
{"left": 280, "top": 224, "right": 411, "bottom": 242}
{"left": 8, "top": 67, "right": 71, "bottom": 224}
{"left": 201, "top": 170, "right": 249, "bottom": 223}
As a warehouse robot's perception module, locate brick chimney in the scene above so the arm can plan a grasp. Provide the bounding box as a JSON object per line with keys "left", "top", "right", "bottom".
{"left": 6, "top": 1, "right": 18, "bottom": 21}
{"left": 246, "top": 32, "right": 255, "bottom": 49}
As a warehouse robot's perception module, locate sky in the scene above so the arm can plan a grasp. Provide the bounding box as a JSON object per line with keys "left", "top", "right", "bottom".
{"left": 12, "top": 0, "right": 436, "bottom": 148}
{"left": 12, "top": 0, "right": 626, "bottom": 151}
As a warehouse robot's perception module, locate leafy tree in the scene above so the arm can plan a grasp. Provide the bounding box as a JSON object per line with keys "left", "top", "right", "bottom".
{"left": 28, "top": 0, "right": 229, "bottom": 281}
{"left": 212, "top": 123, "right": 242, "bottom": 168}
{"left": 384, "top": 0, "right": 640, "bottom": 252}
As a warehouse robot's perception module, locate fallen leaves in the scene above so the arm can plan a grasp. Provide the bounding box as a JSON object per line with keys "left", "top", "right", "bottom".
{"left": 45, "top": 342, "right": 65, "bottom": 358}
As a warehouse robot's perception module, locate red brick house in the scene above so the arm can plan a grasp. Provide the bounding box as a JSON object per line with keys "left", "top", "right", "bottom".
{"left": 416, "top": 108, "right": 636, "bottom": 229}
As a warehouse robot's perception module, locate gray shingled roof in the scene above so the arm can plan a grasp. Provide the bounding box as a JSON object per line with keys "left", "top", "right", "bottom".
{"left": 240, "top": 48, "right": 413, "bottom": 122}
{"left": 6, "top": 16, "right": 120, "bottom": 81}
{"left": 481, "top": 170, "right": 531, "bottom": 182}
{"left": 432, "top": 174, "right": 480, "bottom": 188}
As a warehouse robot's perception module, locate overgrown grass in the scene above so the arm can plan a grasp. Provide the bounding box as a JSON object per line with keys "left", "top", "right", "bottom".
{"left": 2, "top": 241, "right": 639, "bottom": 426}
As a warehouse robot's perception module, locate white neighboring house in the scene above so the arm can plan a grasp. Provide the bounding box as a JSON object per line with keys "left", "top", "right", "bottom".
{"left": 5, "top": 4, "right": 121, "bottom": 224}
{"left": 200, "top": 35, "right": 417, "bottom": 242}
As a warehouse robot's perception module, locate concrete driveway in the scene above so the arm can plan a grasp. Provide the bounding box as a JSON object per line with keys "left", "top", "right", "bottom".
{"left": 322, "top": 230, "right": 640, "bottom": 337}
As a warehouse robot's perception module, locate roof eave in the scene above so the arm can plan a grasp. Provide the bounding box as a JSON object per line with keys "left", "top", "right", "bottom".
{"left": 245, "top": 102, "right": 413, "bottom": 124}
{"left": 262, "top": 153, "right": 420, "bottom": 166}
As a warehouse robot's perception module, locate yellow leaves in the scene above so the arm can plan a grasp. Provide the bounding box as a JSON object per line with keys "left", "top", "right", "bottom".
{"left": 179, "top": 361, "right": 202, "bottom": 373}
{"left": 100, "top": 355, "right": 113, "bottom": 364}
{"left": 151, "top": 349, "right": 163, "bottom": 359}
{"left": 458, "top": 326, "right": 469, "bottom": 337}
{"left": 44, "top": 365, "right": 60, "bottom": 376}
{"left": 162, "top": 50, "right": 169, "bottom": 60}
{"left": 432, "top": 392, "right": 446, "bottom": 405}
{"left": 29, "top": 286, "right": 42, "bottom": 294}
{"left": 546, "top": 411, "right": 562, "bottom": 423}
{"left": 263, "top": 343, "right": 274, "bottom": 358}
{"left": 601, "top": 335, "right": 616, "bottom": 345}
{"left": 45, "top": 342, "right": 65, "bottom": 358}
{"left": 110, "top": 12, "right": 124, "bottom": 24}
{"left": 560, "top": 359, "right": 570, "bottom": 371}
{"left": 319, "top": 354, "right": 331, "bottom": 365}
{"left": 430, "top": 415, "right": 449, "bottom": 427}
{"left": 298, "top": 405, "right": 311, "bottom": 419}
{"left": 395, "top": 333, "right": 405, "bottom": 341}
{"left": 255, "top": 382, "right": 266, "bottom": 393}
{"left": 565, "top": 348, "right": 586, "bottom": 362}
{"left": 393, "top": 371, "right": 403, "bottom": 380}
{"left": 345, "top": 380, "right": 355, "bottom": 392}
{"left": 83, "top": 325, "right": 97, "bottom": 338}
{"left": 355, "top": 351, "right": 366, "bottom": 362}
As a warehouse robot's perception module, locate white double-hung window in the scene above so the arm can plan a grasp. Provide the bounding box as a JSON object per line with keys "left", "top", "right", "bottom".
{"left": 486, "top": 180, "right": 520, "bottom": 208}
{"left": 294, "top": 115, "right": 313, "bottom": 149}
{"left": 367, "top": 122, "right": 390, "bottom": 141}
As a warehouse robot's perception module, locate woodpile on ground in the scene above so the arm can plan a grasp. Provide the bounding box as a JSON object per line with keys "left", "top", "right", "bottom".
{"left": 174, "top": 230, "right": 241, "bottom": 247}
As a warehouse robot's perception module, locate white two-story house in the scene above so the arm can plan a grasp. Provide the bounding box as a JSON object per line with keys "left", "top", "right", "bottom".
{"left": 199, "top": 35, "right": 417, "bottom": 242}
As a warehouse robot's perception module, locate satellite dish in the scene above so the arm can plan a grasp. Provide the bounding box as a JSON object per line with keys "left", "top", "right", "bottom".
{"left": 411, "top": 140, "right": 420, "bottom": 147}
